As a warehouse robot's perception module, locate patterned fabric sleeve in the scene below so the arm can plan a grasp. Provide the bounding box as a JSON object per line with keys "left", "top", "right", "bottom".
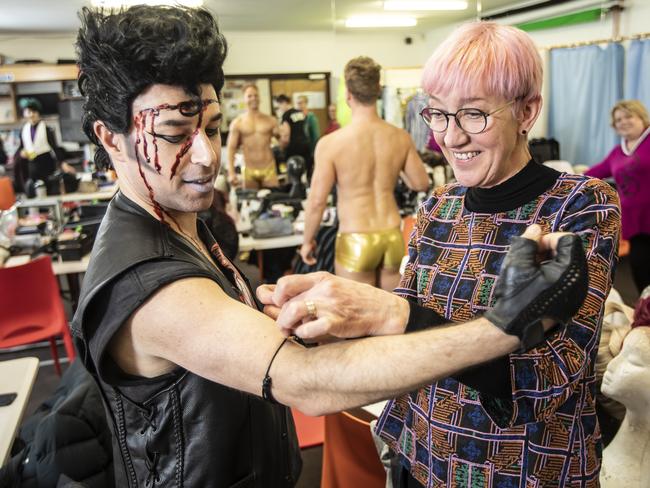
{"left": 481, "top": 178, "right": 621, "bottom": 428}
{"left": 395, "top": 199, "right": 428, "bottom": 301}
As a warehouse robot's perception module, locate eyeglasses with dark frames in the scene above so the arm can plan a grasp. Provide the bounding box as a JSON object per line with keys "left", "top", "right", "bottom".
{"left": 419, "top": 100, "right": 517, "bottom": 135}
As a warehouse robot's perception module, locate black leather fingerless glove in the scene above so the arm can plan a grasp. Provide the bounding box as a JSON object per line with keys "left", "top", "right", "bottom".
{"left": 484, "top": 234, "right": 589, "bottom": 351}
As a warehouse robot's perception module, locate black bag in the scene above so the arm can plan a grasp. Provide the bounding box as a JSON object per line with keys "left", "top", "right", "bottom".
{"left": 293, "top": 222, "right": 338, "bottom": 274}
{"left": 529, "top": 138, "right": 560, "bottom": 163}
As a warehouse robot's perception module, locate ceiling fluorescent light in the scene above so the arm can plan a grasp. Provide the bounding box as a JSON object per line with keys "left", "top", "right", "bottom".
{"left": 345, "top": 16, "right": 417, "bottom": 28}
{"left": 384, "top": 1, "right": 468, "bottom": 10}
{"left": 91, "top": 0, "right": 203, "bottom": 7}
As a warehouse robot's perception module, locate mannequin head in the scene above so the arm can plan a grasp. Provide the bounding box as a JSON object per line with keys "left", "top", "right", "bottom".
{"left": 602, "top": 292, "right": 650, "bottom": 415}
{"left": 601, "top": 327, "right": 650, "bottom": 410}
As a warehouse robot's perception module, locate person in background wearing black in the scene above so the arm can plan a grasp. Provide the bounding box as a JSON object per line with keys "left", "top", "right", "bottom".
{"left": 0, "top": 136, "right": 7, "bottom": 167}
{"left": 199, "top": 188, "right": 239, "bottom": 260}
{"left": 276, "top": 94, "right": 313, "bottom": 180}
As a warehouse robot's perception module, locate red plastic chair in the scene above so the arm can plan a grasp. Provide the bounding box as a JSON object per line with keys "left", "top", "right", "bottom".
{"left": 321, "top": 412, "right": 386, "bottom": 488}
{"left": 0, "top": 176, "right": 15, "bottom": 211}
{"left": 0, "top": 255, "right": 76, "bottom": 375}
{"left": 291, "top": 408, "right": 325, "bottom": 448}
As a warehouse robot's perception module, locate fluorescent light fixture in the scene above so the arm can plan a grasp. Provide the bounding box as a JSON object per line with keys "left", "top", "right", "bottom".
{"left": 384, "top": 1, "right": 468, "bottom": 10}
{"left": 91, "top": 0, "right": 203, "bottom": 7}
{"left": 345, "top": 16, "right": 417, "bottom": 28}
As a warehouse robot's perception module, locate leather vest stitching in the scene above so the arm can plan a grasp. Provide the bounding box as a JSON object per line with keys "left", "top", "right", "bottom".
{"left": 114, "top": 389, "right": 139, "bottom": 487}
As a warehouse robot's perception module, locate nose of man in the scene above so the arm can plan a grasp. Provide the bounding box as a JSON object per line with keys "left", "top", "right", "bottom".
{"left": 190, "top": 131, "right": 218, "bottom": 167}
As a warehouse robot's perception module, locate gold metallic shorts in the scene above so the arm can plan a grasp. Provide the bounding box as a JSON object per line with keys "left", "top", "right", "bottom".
{"left": 242, "top": 164, "right": 277, "bottom": 187}
{"left": 335, "top": 228, "right": 404, "bottom": 273}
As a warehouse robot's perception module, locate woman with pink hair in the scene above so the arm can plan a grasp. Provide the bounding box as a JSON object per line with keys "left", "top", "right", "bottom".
{"left": 374, "top": 21, "right": 621, "bottom": 487}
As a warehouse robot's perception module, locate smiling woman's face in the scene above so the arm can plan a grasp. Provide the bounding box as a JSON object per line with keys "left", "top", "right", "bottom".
{"left": 115, "top": 83, "right": 223, "bottom": 216}
{"left": 429, "top": 87, "right": 530, "bottom": 189}
{"left": 613, "top": 109, "right": 646, "bottom": 142}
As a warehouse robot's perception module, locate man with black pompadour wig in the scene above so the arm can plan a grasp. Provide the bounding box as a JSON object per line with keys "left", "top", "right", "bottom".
{"left": 74, "top": 6, "right": 302, "bottom": 487}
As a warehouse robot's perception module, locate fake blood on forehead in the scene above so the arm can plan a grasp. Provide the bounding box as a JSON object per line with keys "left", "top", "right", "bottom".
{"left": 132, "top": 102, "right": 210, "bottom": 226}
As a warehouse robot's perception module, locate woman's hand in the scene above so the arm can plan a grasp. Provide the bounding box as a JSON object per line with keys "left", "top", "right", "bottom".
{"left": 256, "top": 272, "right": 410, "bottom": 340}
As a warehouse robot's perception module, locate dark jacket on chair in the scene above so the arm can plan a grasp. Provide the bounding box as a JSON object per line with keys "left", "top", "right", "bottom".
{"left": 0, "top": 360, "right": 114, "bottom": 488}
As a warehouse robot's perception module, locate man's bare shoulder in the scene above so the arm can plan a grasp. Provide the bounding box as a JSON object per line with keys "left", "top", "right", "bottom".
{"left": 110, "top": 277, "right": 227, "bottom": 377}
{"left": 257, "top": 112, "right": 278, "bottom": 124}
{"left": 377, "top": 119, "right": 410, "bottom": 140}
{"left": 229, "top": 114, "right": 244, "bottom": 130}
{"left": 316, "top": 128, "right": 346, "bottom": 151}
{"left": 133, "top": 277, "right": 230, "bottom": 326}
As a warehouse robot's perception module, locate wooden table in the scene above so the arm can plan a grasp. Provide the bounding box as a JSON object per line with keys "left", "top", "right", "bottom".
{"left": 239, "top": 233, "right": 303, "bottom": 252}
{"left": 5, "top": 254, "right": 90, "bottom": 276}
{"left": 0, "top": 357, "right": 39, "bottom": 466}
{"left": 3, "top": 233, "right": 303, "bottom": 293}
{"left": 17, "top": 184, "right": 118, "bottom": 224}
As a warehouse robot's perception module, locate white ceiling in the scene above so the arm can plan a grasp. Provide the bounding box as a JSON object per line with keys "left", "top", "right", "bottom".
{"left": 0, "top": 0, "right": 530, "bottom": 33}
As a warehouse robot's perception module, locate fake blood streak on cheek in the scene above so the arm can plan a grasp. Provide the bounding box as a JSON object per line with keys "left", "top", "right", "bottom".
{"left": 133, "top": 109, "right": 184, "bottom": 230}
{"left": 169, "top": 105, "right": 205, "bottom": 179}
{"left": 151, "top": 111, "right": 161, "bottom": 172}
{"left": 141, "top": 111, "right": 149, "bottom": 163}
{"left": 133, "top": 112, "right": 168, "bottom": 223}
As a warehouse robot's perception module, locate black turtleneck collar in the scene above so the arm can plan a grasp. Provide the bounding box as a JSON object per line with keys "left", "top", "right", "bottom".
{"left": 464, "top": 159, "right": 561, "bottom": 214}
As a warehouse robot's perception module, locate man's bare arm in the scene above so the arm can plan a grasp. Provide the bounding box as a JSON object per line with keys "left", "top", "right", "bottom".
{"left": 116, "top": 226, "right": 586, "bottom": 416}
{"left": 279, "top": 121, "right": 290, "bottom": 148}
{"left": 402, "top": 134, "right": 429, "bottom": 192}
{"left": 120, "top": 276, "right": 519, "bottom": 416}
{"left": 271, "top": 118, "right": 281, "bottom": 140}
{"left": 226, "top": 119, "right": 241, "bottom": 184}
{"left": 273, "top": 317, "right": 518, "bottom": 414}
{"left": 300, "top": 138, "right": 336, "bottom": 264}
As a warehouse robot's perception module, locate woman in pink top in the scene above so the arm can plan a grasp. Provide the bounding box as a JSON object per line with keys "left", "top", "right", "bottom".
{"left": 586, "top": 100, "right": 650, "bottom": 294}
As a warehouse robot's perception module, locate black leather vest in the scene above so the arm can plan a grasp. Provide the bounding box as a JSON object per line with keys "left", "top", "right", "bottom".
{"left": 71, "top": 192, "right": 301, "bottom": 488}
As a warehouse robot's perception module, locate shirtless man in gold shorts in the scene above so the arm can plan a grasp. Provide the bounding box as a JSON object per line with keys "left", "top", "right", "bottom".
{"left": 300, "top": 57, "right": 429, "bottom": 290}
{"left": 226, "top": 84, "right": 279, "bottom": 189}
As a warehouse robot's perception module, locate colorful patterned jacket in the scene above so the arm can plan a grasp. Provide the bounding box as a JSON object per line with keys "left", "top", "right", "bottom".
{"left": 376, "top": 173, "right": 621, "bottom": 488}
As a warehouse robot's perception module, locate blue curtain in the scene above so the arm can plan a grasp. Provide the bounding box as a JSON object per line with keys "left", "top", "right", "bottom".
{"left": 626, "top": 39, "right": 650, "bottom": 109}
{"left": 548, "top": 43, "right": 624, "bottom": 166}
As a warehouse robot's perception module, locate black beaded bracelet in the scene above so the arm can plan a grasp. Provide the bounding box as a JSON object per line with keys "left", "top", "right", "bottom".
{"left": 262, "top": 338, "right": 289, "bottom": 404}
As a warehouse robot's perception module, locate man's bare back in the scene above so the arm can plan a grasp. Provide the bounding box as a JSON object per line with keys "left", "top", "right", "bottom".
{"left": 320, "top": 116, "right": 427, "bottom": 233}
{"left": 302, "top": 110, "right": 428, "bottom": 290}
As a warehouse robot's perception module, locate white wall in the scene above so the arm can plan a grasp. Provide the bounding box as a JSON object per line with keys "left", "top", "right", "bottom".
{"left": 224, "top": 30, "right": 430, "bottom": 76}
{"left": 0, "top": 29, "right": 431, "bottom": 78}
{"left": 1, "top": 0, "right": 647, "bottom": 138}
{"left": 0, "top": 35, "right": 77, "bottom": 63}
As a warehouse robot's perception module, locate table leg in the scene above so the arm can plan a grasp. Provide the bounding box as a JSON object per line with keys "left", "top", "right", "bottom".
{"left": 66, "top": 273, "right": 81, "bottom": 313}
{"left": 256, "top": 250, "right": 264, "bottom": 282}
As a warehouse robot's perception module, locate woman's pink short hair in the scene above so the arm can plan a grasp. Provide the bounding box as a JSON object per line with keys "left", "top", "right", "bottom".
{"left": 422, "top": 22, "right": 542, "bottom": 106}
